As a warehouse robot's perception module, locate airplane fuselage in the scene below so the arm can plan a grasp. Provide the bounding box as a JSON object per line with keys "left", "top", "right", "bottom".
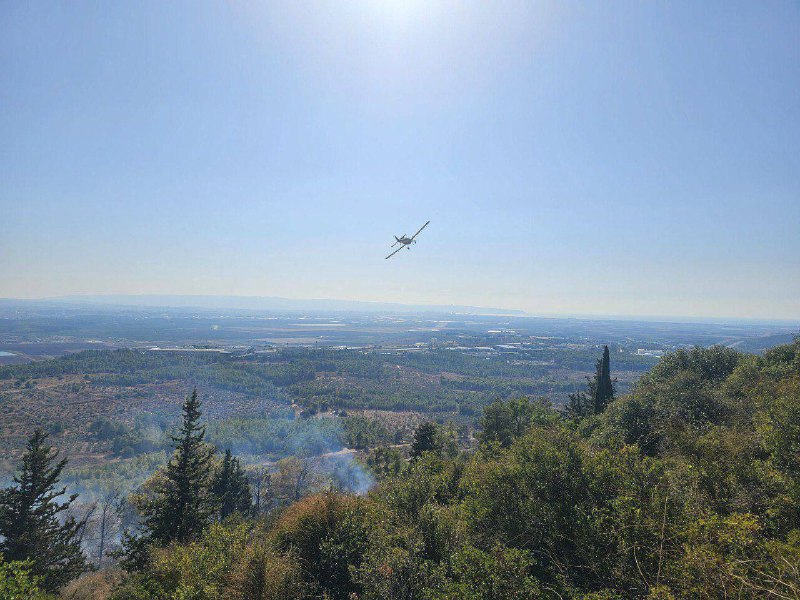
{"left": 386, "top": 221, "right": 429, "bottom": 259}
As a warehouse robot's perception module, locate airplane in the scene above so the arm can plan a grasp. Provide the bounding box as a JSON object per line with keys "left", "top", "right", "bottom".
{"left": 385, "top": 220, "right": 430, "bottom": 260}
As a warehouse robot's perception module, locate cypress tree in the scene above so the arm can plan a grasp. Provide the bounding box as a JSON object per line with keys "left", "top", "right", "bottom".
{"left": 0, "top": 429, "right": 89, "bottom": 592}
{"left": 593, "top": 345, "right": 615, "bottom": 414}
{"left": 565, "top": 346, "right": 616, "bottom": 419}
{"left": 139, "top": 389, "right": 215, "bottom": 545}
{"left": 211, "top": 449, "right": 252, "bottom": 520}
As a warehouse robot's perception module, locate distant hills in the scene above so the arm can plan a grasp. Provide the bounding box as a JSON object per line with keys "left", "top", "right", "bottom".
{"left": 21, "top": 294, "right": 527, "bottom": 316}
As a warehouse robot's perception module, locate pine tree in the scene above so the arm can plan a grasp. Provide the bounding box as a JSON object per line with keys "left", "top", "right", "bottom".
{"left": 410, "top": 422, "right": 441, "bottom": 460}
{"left": 139, "top": 389, "right": 215, "bottom": 545}
{"left": 564, "top": 390, "right": 592, "bottom": 420}
{"left": 211, "top": 449, "right": 252, "bottom": 520}
{"left": 593, "top": 345, "right": 615, "bottom": 414}
{"left": 0, "top": 429, "right": 89, "bottom": 592}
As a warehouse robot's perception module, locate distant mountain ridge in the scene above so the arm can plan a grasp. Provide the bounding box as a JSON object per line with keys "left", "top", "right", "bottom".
{"left": 28, "top": 294, "right": 527, "bottom": 316}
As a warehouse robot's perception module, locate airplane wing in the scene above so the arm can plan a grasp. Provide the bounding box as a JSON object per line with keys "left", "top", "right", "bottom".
{"left": 385, "top": 246, "right": 404, "bottom": 260}
{"left": 409, "top": 220, "right": 430, "bottom": 241}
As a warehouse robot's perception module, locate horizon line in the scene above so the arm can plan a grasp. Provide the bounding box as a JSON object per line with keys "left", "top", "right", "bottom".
{"left": 1, "top": 294, "right": 799, "bottom": 326}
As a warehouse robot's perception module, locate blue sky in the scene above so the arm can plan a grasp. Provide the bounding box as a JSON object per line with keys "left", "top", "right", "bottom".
{"left": 1, "top": 1, "right": 798, "bottom": 319}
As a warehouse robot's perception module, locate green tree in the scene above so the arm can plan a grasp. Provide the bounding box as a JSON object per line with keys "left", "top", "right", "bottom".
{"left": 366, "top": 446, "right": 406, "bottom": 480}
{"left": 480, "top": 399, "right": 513, "bottom": 447}
{"left": 0, "top": 557, "right": 50, "bottom": 600}
{"left": 0, "top": 429, "right": 89, "bottom": 592}
{"left": 271, "top": 493, "right": 369, "bottom": 600}
{"left": 437, "top": 544, "right": 542, "bottom": 600}
{"left": 594, "top": 345, "right": 615, "bottom": 414}
{"left": 605, "top": 347, "right": 735, "bottom": 456}
{"left": 565, "top": 390, "right": 593, "bottom": 420}
{"left": 565, "top": 346, "right": 616, "bottom": 418}
{"left": 211, "top": 449, "right": 252, "bottom": 520}
{"left": 138, "top": 389, "right": 215, "bottom": 545}
{"left": 479, "top": 397, "right": 541, "bottom": 447}
{"left": 411, "top": 422, "right": 442, "bottom": 460}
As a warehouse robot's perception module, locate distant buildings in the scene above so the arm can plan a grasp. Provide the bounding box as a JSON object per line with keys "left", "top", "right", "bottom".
{"left": 636, "top": 348, "right": 664, "bottom": 357}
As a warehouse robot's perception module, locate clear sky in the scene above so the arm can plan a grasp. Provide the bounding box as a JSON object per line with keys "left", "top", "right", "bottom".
{"left": 1, "top": 1, "right": 798, "bottom": 319}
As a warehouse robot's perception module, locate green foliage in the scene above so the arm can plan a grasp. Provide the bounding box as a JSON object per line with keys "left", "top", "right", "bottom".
{"left": 565, "top": 389, "right": 593, "bottom": 420}
{"left": 0, "top": 557, "right": 52, "bottom": 600}
{"left": 566, "top": 345, "right": 615, "bottom": 418}
{"left": 366, "top": 446, "right": 406, "bottom": 480}
{"left": 594, "top": 345, "right": 615, "bottom": 414}
{"left": 651, "top": 344, "right": 744, "bottom": 384}
{"left": 0, "top": 348, "right": 312, "bottom": 397}
{"left": 381, "top": 453, "right": 465, "bottom": 522}
{"left": 355, "top": 340, "right": 800, "bottom": 598}
{"left": 270, "top": 493, "right": 369, "bottom": 599}
{"left": 16, "top": 339, "right": 800, "bottom": 599}
{"left": 479, "top": 396, "right": 556, "bottom": 447}
{"left": 206, "top": 415, "right": 342, "bottom": 458}
{"left": 463, "top": 425, "right": 610, "bottom": 589}
{"left": 136, "top": 390, "right": 215, "bottom": 547}
{"left": 112, "top": 522, "right": 305, "bottom": 600}
{"left": 342, "top": 415, "right": 391, "bottom": 449}
{"left": 90, "top": 416, "right": 170, "bottom": 457}
{"left": 759, "top": 377, "right": 800, "bottom": 480}
{"left": 605, "top": 348, "right": 734, "bottom": 456}
{"left": 0, "top": 344, "right": 657, "bottom": 465}
{"left": 211, "top": 449, "right": 252, "bottom": 520}
{"left": 0, "top": 429, "right": 89, "bottom": 591}
{"left": 435, "top": 544, "right": 542, "bottom": 600}
{"left": 410, "top": 421, "right": 440, "bottom": 460}
{"left": 409, "top": 421, "right": 457, "bottom": 461}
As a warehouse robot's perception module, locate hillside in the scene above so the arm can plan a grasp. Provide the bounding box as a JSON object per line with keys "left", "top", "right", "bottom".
{"left": 0, "top": 345, "right": 657, "bottom": 470}
{"left": 1, "top": 339, "right": 798, "bottom": 598}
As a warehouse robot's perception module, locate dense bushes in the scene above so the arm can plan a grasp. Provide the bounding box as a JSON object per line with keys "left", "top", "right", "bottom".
{"left": 110, "top": 523, "right": 305, "bottom": 600}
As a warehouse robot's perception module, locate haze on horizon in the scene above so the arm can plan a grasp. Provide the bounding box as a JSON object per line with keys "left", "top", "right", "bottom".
{"left": 2, "top": 2, "right": 799, "bottom": 320}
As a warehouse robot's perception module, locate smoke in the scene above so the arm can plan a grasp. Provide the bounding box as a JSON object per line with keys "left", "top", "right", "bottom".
{"left": 279, "top": 417, "right": 377, "bottom": 495}
{"left": 326, "top": 451, "right": 375, "bottom": 495}
{"left": 203, "top": 412, "right": 343, "bottom": 459}
{"left": 204, "top": 411, "right": 377, "bottom": 495}
{"left": 0, "top": 408, "right": 377, "bottom": 525}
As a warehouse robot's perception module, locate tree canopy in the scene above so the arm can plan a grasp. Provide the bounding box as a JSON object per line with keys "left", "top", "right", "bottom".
{"left": 0, "top": 429, "right": 89, "bottom": 592}
{"left": 136, "top": 389, "right": 216, "bottom": 546}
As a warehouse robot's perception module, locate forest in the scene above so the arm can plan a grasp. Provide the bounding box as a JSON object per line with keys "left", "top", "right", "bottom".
{"left": 0, "top": 344, "right": 656, "bottom": 459}
{"left": 0, "top": 338, "right": 798, "bottom": 598}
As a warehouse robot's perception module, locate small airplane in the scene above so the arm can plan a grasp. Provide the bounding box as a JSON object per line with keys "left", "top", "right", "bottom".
{"left": 385, "top": 220, "right": 430, "bottom": 260}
